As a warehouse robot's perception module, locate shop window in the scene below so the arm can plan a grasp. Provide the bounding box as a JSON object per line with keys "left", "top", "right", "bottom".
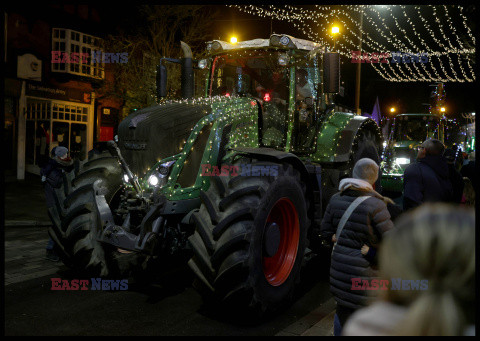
{"left": 52, "top": 28, "right": 104, "bottom": 79}
{"left": 36, "top": 121, "right": 51, "bottom": 167}
{"left": 71, "top": 123, "right": 87, "bottom": 161}
{"left": 52, "top": 122, "right": 70, "bottom": 150}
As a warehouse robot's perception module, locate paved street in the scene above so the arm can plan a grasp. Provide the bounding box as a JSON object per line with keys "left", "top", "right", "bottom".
{"left": 5, "top": 227, "right": 64, "bottom": 286}
{"left": 4, "top": 226, "right": 335, "bottom": 336}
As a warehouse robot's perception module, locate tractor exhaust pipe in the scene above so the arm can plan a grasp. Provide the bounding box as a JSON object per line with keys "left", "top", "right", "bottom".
{"left": 180, "top": 41, "right": 194, "bottom": 99}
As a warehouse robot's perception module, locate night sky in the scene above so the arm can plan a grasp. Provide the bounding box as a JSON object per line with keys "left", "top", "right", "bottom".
{"left": 103, "top": 4, "right": 476, "bottom": 119}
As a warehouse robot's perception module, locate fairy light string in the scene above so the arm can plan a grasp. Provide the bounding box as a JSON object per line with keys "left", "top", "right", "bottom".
{"left": 230, "top": 4, "right": 475, "bottom": 83}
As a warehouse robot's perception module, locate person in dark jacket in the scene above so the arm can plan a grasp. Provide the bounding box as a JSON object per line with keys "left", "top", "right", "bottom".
{"left": 403, "top": 139, "right": 453, "bottom": 211}
{"left": 443, "top": 148, "right": 464, "bottom": 204}
{"left": 41, "top": 146, "right": 74, "bottom": 261}
{"left": 320, "top": 158, "right": 395, "bottom": 336}
{"left": 460, "top": 151, "right": 476, "bottom": 192}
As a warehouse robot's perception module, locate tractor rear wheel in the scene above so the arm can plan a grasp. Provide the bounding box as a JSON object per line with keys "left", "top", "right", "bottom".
{"left": 188, "top": 160, "right": 310, "bottom": 317}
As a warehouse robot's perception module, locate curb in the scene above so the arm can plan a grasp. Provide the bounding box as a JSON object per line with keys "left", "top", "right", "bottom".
{"left": 5, "top": 220, "right": 52, "bottom": 227}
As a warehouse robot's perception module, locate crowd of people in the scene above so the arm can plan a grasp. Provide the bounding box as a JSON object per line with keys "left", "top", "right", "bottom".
{"left": 320, "top": 138, "right": 476, "bottom": 336}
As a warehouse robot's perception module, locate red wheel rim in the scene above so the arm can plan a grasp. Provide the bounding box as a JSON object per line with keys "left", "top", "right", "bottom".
{"left": 262, "top": 197, "right": 300, "bottom": 287}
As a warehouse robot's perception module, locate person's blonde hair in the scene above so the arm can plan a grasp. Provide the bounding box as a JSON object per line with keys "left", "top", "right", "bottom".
{"left": 378, "top": 204, "right": 475, "bottom": 336}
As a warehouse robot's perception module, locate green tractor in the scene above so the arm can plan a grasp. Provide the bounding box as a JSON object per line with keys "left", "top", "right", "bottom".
{"left": 380, "top": 112, "right": 447, "bottom": 194}
{"left": 48, "top": 34, "right": 382, "bottom": 315}
{"left": 380, "top": 83, "right": 465, "bottom": 196}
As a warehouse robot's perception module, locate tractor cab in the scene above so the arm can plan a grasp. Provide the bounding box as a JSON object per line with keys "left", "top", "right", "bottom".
{"left": 163, "top": 34, "right": 340, "bottom": 155}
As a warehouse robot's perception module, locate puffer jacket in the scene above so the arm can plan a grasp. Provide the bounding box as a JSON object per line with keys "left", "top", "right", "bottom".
{"left": 320, "top": 188, "right": 394, "bottom": 310}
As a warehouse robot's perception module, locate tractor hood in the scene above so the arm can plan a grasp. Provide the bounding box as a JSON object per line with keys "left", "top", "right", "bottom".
{"left": 118, "top": 101, "right": 212, "bottom": 176}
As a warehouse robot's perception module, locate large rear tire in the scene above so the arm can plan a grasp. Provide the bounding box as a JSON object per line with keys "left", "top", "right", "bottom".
{"left": 188, "top": 160, "right": 310, "bottom": 317}
{"left": 48, "top": 149, "right": 142, "bottom": 277}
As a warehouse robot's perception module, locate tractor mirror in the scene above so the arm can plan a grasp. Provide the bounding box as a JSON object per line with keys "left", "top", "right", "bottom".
{"left": 323, "top": 52, "right": 340, "bottom": 93}
{"left": 156, "top": 62, "right": 167, "bottom": 98}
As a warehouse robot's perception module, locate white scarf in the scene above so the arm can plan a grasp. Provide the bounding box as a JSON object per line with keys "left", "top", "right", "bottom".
{"left": 339, "top": 178, "right": 373, "bottom": 192}
{"left": 339, "top": 178, "right": 395, "bottom": 205}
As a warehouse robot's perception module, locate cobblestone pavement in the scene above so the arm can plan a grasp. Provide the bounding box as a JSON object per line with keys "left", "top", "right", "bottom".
{"left": 5, "top": 226, "right": 67, "bottom": 286}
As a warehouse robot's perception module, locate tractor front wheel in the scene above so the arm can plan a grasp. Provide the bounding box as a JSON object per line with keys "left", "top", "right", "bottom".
{"left": 188, "top": 160, "right": 310, "bottom": 317}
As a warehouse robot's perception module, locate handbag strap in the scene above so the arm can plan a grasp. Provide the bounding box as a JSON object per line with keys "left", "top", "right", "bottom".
{"left": 334, "top": 196, "right": 371, "bottom": 246}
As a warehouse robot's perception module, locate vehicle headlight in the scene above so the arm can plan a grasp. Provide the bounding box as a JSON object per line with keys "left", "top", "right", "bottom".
{"left": 148, "top": 174, "right": 160, "bottom": 187}
{"left": 147, "top": 160, "right": 176, "bottom": 188}
{"left": 395, "top": 157, "right": 410, "bottom": 165}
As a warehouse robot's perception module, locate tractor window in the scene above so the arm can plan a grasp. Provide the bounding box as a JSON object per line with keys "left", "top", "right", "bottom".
{"left": 393, "top": 115, "right": 440, "bottom": 142}
{"left": 210, "top": 50, "right": 289, "bottom": 102}
{"left": 210, "top": 50, "right": 290, "bottom": 149}
{"left": 292, "top": 60, "right": 320, "bottom": 152}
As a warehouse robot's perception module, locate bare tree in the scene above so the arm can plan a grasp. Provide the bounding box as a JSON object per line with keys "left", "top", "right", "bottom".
{"left": 101, "top": 5, "right": 220, "bottom": 119}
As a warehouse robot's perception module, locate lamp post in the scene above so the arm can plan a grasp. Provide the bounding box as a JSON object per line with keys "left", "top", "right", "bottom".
{"left": 331, "top": 26, "right": 340, "bottom": 50}
{"left": 355, "top": 6, "right": 364, "bottom": 116}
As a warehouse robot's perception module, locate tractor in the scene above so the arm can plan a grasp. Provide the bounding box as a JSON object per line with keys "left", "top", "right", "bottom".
{"left": 48, "top": 34, "right": 382, "bottom": 316}
{"left": 380, "top": 83, "right": 465, "bottom": 196}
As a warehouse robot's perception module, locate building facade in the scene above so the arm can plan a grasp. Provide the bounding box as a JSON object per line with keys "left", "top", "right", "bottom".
{"left": 4, "top": 4, "right": 122, "bottom": 178}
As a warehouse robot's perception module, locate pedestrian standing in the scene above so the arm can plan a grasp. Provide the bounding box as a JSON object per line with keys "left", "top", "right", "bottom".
{"left": 403, "top": 139, "right": 453, "bottom": 211}
{"left": 460, "top": 151, "right": 476, "bottom": 192}
{"left": 320, "top": 158, "right": 395, "bottom": 336}
{"left": 41, "top": 146, "right": 74, "bottom": 261}
{"left": 443, "top": 148, "right": 464, "bottom": 204}
{"left": 343, "top": 203, "right": 475, "bottom": 336}
{"left": 461, "top": 177, "right": 475, "bottom": 207}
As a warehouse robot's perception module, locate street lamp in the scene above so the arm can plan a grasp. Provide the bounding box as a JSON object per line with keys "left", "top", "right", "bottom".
{"left": 440, "top": 107, "right": 446, "bottom": 113}
{"left": 355, "top": 7, "right": 364, "bottom": 116}
{"left": 331, "top": 25, "right": 340, "bottom": 50}
{"left": 230, "top": 36, "right": 238, "bottom": 44}
{"left": 390, "top": 107, "right": 396, "bottom": 114}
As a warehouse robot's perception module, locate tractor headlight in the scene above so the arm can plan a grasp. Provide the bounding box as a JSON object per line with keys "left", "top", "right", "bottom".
{"left": 148, "top": 174, "right": 160, "bottom": 187}
{"left": 395, "top": 157, "right": 410, "bottom": 165}
{"left": 158, "top": 160, "right": 175, "bottom": 178}
{"left": 147, "top": 160, "right": 176, "bottom": 188}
